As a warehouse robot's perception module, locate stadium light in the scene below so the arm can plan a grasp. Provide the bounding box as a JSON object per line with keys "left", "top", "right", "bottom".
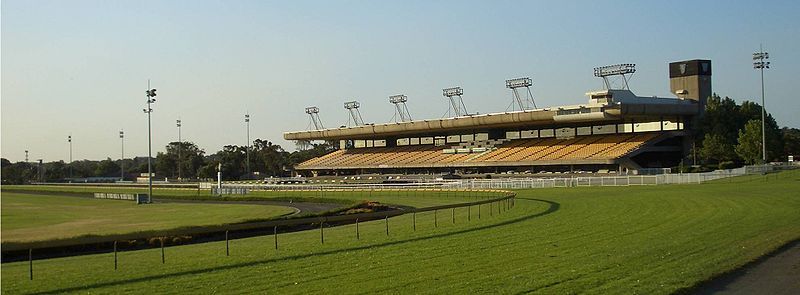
{"left": 305, "top": 106, "right": 324, "bottom": 130}
{"left": 505, "top": 77, "right": 533, "bottom": 89}
{"left": 753, "top": 46, "right": 770, "bottom": 164}
{"left": 389, "top": 95, "right": 408, "bottom": 104}
{"left": 119, "top": 130, "right": 124, "bottom": 181}
{"left": 389, "top": 95, "right": 412, "bottom": 122}
{"left": 176, "top": 119, "right": 182, "bottom": 181}
{"left": 67, "top": 135, "right": 72, "bottom": 179}
{"left": 244, "top": 114, "right": 250, "bottom": 177}
{"left": 593, "top": 64, "right": 636, "bottom": 77}
{"left": 143, "top": 80, "right": 157, "bottom": 203}
{"left": 442, "top": 87, "right": 464, "bottom": 97}
{"left": 343, "top": 101, "right": 364, "bottom": 126}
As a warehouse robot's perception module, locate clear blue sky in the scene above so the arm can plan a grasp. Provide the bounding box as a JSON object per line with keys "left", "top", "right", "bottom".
{"left": 3, "top": 0, "right": 799, "bottom": 162}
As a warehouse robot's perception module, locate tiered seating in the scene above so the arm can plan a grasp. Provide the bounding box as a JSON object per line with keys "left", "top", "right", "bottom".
{"left": 296, "top": 132, "right": 662, "bottom": 168}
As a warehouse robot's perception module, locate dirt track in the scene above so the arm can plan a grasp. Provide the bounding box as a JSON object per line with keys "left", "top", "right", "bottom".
{"left": 694, "top": 240, "right": 800, "bottom": 294}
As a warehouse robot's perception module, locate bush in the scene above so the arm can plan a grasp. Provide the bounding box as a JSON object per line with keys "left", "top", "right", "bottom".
{"left": 718, "top": 161, "right": 737, "bottom": 170}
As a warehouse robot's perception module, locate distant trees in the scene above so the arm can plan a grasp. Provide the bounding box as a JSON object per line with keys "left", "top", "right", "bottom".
{"left": 697, "top": 94, "right": 785, "bottom": 165}
{"left": 155, "top": 142, "right": 206, "bottom": 179}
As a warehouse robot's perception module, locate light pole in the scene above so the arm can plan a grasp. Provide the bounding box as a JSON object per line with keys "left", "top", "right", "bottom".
{"left": 67, "top": 135, "right": 73, "bottom": 179}
{"left": 143, "top": 81, "right": 157, "bottom": 203}
{"left": 120, "top": 130, "right": 125, "bottom": 181}
{"left": 245, "top": 113, "right": 250, "bottom": 178}
{"left": 25, "top": 150, "right": 29, "bottom": 163}
{"left": 176, "top": 119, "right": 182, "bottom": 181}
{"left": 753, "top": 46, "right": 770, "bottom": 164}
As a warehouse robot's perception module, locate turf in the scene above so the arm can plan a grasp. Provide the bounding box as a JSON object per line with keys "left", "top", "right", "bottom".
{"left": 1, "top": 185, "right": 494, "bottom": 208}
{"left": 2, "top": 170, "right": 799, "bottom": 294}
{"left": 0, "top": 192, "right": 295, "bottom": 243}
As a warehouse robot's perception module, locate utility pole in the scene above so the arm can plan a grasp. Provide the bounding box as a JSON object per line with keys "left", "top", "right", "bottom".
{"left": 67, "top": 135, "right": 73, "bottom": 179}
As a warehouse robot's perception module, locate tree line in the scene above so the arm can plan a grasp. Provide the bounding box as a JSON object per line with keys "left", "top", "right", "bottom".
{"left": 1, "top": 140, "right": 333, "bottom": 184}
{"left": 697, "top": 94, "right": 799, "bottom": 168}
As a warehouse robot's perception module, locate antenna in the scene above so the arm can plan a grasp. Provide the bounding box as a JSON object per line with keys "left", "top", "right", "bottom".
{"left": 305, "top": 106, "right": 324, "bottom": 130}
{"left": 505, "top": 77, "right": 536, "bottom": 110}
{"left": 593, "top": 64, "right": 636, "bottom": 90}
{"left": 442, "top": 87, "right": 468, "bottom": 117}
{"left": 389, "top": 94, "right": 412, "bottom": 122}
{"left": 343, "top": 101, "right": 364, "bottom": 126}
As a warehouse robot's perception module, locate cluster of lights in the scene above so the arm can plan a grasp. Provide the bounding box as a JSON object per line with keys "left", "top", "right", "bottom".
{"left": 389, "top": 94, "right": 408, "bottom": 103}
{"left": 593, "top": 64, "right": 636, "bottom": 77}
{"left": 442, "top": 87, "right": 463, "bottom": 97}
{"left": 505, "top": 77, "right": 532, "bottom": 89}
{"left": 753, "top": 52, "right": 770, "bottom": 69}
{"left": 344, "top": 101, "right": 361, "bottom": 109}
{"left": 305, "top": 106, "right": 320, "bottom": 114}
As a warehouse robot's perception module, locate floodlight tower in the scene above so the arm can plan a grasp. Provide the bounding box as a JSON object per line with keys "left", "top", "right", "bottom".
{"left": 143, "top": 80, "right": 157, "bottom": 203}
{"left": 753, "top": 46, "right": 770, "bottom": 164}
{"left": 343, "top": 101, "right": 365, "bottom": 126}
{"left": 119, "top": 130, "right": 125, "bottom": 180}
{"left": 505, "top": 77, "right": 536, "bottom": 110}
{"left": 67, "top": 135, "right": 73, "bottom": 178}
{"left": 244, "top": 114, "right": 250, "bottom": 177}
{"left": 305, "top": 106, "right": 324, "bottom": 130}
{"left": 389, "top": 95, "right": 412, "bottom": 122}
{"left": 176, "top": 119, "right": 182, "bottom": 180}
{"left": 25, "top": 150, "right": 29, "bottom": 163}
{"left": 442, "top": 87, "right": 468, "bottom": 117}
{"left": 593, "top": 64, "right": 636, "bottom": 89}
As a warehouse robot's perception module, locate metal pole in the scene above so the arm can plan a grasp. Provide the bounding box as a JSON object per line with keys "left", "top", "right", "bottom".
{"left": 320, "top": 219, "right": 324, "bottom": 244}
{"left": 147, "top": 81, "right": 153, "bottom": 204}
{"left": 225, "top": 230, "right": 229, "bottom": 256}
{"left": 177, "top": 120, "right": 182, "bottom": 181}
{"left": 413, "top": 211, "right": 416, "bottom": 231}
{"left": 760, "top": 53, "right": 767, "bottom": 164}
{"left": 434, "top": 210, "right": 438, "bottom": 228}
{"left": 29, "top": 249, "right": 33, "bottom": 280}
{"left": 385, "top": 216, "right": 389, "bottom": 236}
{"left": 356, "top": 218, "right": 360, "bottom": 239}
{"left": 274, "top": 226, "right": 278, "bottom": 250}
{"left": 245, "top": 114, "right": 250, "bottom": 177}
{"left": 160, "top": 238, "right": 165, "bottom": 264}
{"left": 120, "top": 131, "right": 124, "bottom": 181}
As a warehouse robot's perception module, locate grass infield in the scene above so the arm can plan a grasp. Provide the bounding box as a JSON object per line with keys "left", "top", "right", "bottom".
{"left": 2, "top": 170, "right": 799, "bottom": 294}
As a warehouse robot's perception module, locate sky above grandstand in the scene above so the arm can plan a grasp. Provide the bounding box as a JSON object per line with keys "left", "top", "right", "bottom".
{"left": 2, "top": 0, "right": 799, "bottom": 162}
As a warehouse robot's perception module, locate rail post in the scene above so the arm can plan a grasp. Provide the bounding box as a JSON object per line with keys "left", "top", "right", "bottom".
{"left": 274, "top": 226, "right": 278, "bottom": 250}
{"left": 225, "top": 230, "right": 230, "bottom": 256}
{"left": 114, "top": 241, "right": 118, "bottom": 270}
{"left": 412, "top": 211, "right": 416, "bottom": 231}
{"left": 385, "top": 216, "right": 389, "bottom": 236}
{"left": 160, "top": 238, "right": 165, "bottom": 264}
{"left": 356, "top": 218, "right": 360, "bottom": 240}
{"left": 452, "top": 208, "right": 455, "bottom": 224}
{"left": 434, "top": 209, "right": 438, "bottom": 228}
{"left": 468, "top": 205, "right": 471, "bottom": 221}
{"left": 29, "top": 249, "right": 33, "bottom": 280}
{"left": 478, "top": 204, "right": 481, "bottom": 219}
{"left": 320, "top": 219, "right": 325, "bottom": 244}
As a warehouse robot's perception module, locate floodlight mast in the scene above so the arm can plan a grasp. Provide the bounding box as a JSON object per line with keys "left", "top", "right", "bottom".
{"left": 442, "top": 87, "right": 468, "bottom": 117}
{"left": 389, "top": 94, "right": 413, "bottom": 122}
{"left": 505, "top": 77, "right": 537, "bottom": 110}
{"left": 143, "top": 79, "right": 157, "bottom": 203}
{"left": 343, "top": 101, "right": 365, "bottom": 126}
{"left": 305, "top": 106, "right": 324, "bottom": 130}
{"left": 593, "top": 64, "right": 636, "bottom": 90}
{"left": 120, "top": 130, "right": 124, "bottom": 181}
{"left": 753, "top": 45, "right": 770, "bottom": 164}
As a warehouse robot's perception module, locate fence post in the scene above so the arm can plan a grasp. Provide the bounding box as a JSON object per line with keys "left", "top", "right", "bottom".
{"left": 478, "top": 204, "right": 481, "bottom": 219}
{"left": 468, "top": 205, "right": 471, "bottom": 221}
{"left": 274, "top": 226, "right": 278, "bottom": 250}
{"left": 434, "top": 210, "right": 438, "bottom": 228}
{"left": 490, "top": 202, "right": 493, "bottom": 217}
{"left": 452, "top": 208, "right": 456, "bottom": 224}
{"left": 160, "top": 238, "right": 165, "bottom": 264}
{"left": 320, "top": 219, "right": 325, "bottom": 244}
{"left": 29, "top": 249, "right": 33, "bottom": 280}
{"left": 412, "top": 212, "right": 416, "bottom": 231}
{"left": 225, "top": 230, "right": 230, "bottom": 256}
{"left": 114, "top": 241, "right": 118, "bottom": 270}
{"left": 385, "top": 216, "right": 389, "bottom": 236}
{"left": 356, "top": 218, "right": 360, "bottom": 239}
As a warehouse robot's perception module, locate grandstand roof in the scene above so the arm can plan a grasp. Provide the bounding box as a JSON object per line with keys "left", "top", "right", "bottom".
{"left": 284, "top": 90, "right": 698, "bottom": 141}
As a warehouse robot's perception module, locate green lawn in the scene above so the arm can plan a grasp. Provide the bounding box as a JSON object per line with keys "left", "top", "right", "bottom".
{"left": 0, "top": 193, "right": 295, "bottom": 243}
{"left": 2, "top": 170, "right": 799, "bottom": 294}
{"left": 1, "top": 185, "right": 495, "bottom": 208}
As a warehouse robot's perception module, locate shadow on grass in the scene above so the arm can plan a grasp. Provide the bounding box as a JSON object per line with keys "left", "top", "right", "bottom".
{"left": 32, "top": 198, "right": 559, "bottom": 294}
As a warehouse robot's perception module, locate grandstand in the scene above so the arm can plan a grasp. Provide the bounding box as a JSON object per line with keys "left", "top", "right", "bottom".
{"left": 285, "top": 59, "right": 711, "bottom": 176}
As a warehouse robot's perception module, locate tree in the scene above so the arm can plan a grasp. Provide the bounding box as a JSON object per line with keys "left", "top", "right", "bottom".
{"left": 94, "top": 158, "right": 120, "bottom": 177}
{"left": 782, "top": 127, "right": 800, "bottom": 159}
{"left": 699, "top": 134, "right": 736, "bottom": 164}
{"left": 155, "top": 141, "right": 206, "bottom": 179}
{"left": 735, "top": 119, "right": 782, "bottom": 164}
